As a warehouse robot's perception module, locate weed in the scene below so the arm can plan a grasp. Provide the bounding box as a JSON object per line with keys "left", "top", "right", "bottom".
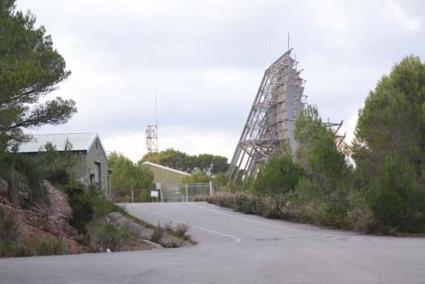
{"left": 150, "top": 223, "right": 164, "bottom": 243}
{"left": 175, "top": 223, "right": 191, "bottom": 239}
{"left": 0, "top": 208, "right": 19, "bottom": 242}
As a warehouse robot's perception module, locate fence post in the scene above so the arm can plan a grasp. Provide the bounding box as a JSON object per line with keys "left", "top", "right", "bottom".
{"left": 131, "top": 188, "right": 134, "bottom": 203}
{"left": 185, "top": 184, "right": 189, "bottom": 202}
{"left": 209, "top": 181, "right": 214, "bottom": 196}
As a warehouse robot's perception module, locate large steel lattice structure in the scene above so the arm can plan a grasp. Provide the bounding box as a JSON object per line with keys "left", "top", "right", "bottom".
{"left": 228, "top": 49, "right": 305, "bottom": 181}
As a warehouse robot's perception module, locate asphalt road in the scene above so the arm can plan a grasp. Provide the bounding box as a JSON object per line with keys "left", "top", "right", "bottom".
{"left": 1, "top": 202, "right": 425, "bottom": 284}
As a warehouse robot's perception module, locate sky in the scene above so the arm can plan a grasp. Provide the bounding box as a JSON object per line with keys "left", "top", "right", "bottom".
{"left": 17, "top": 0, "right": 425, "bottom": 162}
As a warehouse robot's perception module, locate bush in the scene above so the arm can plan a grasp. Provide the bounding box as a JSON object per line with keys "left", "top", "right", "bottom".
{"left": 367, "top": 153, "right": 425, "bottom": 233}
{"left": 347, "top": 191, "right": 376, "bottom": 233}
{"left": 151, "top": 223, "right": 164, "bottom": 243}
{"left": 317, "top": 194, "right": 349, "bottom": 228}
{"left": 254, "top": 155, "right": 304, "bottom": 195}
{"left": 0, "top": 208, "right": 19, "bottom": 243}
{"left": 96, "top": 222, "right": 125, "bottom": 250}
{"left": 63, "top": 180, "right": 119, "bottom": 235}
{"left": 255, "top": 195, "right": 282, "bottom": 219}
{"left": 0, "top": 239, "right": 66, "bottom": 258}
{"left": 89, "top": 190, "right": 116, "bottom": 218}
{"left": 30, "top": 239, "right": 67, "bottom": 256}
{"left": 207, "top": 192, "right": 236, "bottom": 208}
{"left": 0, "top": 208, "right": 22, "bottom": 257}
{"left": 233, "top": 193, "right": 258, "bottom": 214}
{"left": 175, "top": 223, "right": 191, "bottom": 239}
{"left": 64, "top": 184, "right": 94, "bottom": 234}
{"left": 137, "top": 189, "right": 151, "bottom": 202}
{"left": 0, "top": 154, "right": 48, "bottom": 205}
{"left": 295, "top": 105, "right": 348, "bottom": 194}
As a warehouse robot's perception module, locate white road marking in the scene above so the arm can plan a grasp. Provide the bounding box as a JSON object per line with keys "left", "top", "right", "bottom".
{"left": 193, "top": 227, "right": 241, "bottom": 244}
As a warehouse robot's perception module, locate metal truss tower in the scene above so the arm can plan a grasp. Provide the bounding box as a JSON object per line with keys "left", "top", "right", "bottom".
{"left": 228, "top": 49, "right": 305, "bottom": 181}
{"left": 146, "top": 94, "right": 159, "bottom": 153}
{"left": 145, "top": 125, "right": 158, "bottom": 153}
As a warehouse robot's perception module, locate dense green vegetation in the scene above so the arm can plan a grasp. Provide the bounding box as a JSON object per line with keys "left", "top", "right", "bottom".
{"left": 0, "top": 0, "right": 76, "bottom": 203}
{"left": 0, "top": 1, "right": 135, "bottom": 257}
{"left": 142, "top": 148, "right": 229, "bottom": 174}
{"left": 0, "top": 138, "right": 130, "bottom": 256}
{"left": 107, "top": 152, "right": 155, "bottom": 202}
{"left": 182, "top": 168, "right": 211, "bottom": 183}
{"left": 208, "top": 56, "right": 425, "bottom": 235}
{"left": 0, "top": 0, "right": 75, "bottom": 156}
{"left": 353, "top": 56, "right": 425, "bottom": 233}
{"left": 108, "top": 152, "right": 154, "bottom": 189}
{"left": 254, "top": 155, "right": 304, "bottom": 195}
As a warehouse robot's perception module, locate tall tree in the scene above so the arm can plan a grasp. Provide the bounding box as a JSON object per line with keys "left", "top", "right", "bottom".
{"left": 354, "top": 56, "right": 425, "bottom": 181}
{"left": 109, "top": 152, "right": 154, "bottom": 189}
{"left": 295, "top": 105, "right": 348, "bottom": 193}
{"left": 353, "top": 56, "right": 425, "bottom": 232}
{"left": 141, "top": 148, "right": 229, "bottom": 174}
{"left": 0, "top": 0, "right": 76, "bottom": 153}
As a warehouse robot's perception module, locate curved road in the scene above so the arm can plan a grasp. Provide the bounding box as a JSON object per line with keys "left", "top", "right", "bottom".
{"left": 1, "top": 202, "right": 425, "bottom": 283}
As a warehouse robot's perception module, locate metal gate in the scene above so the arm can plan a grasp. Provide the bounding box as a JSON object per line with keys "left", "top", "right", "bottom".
{"left": 160, "top": 182, "right": 212, "bottom": 202}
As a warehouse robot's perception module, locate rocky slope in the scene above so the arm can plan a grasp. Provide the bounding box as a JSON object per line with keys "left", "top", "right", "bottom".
{"left": 0, "top": 179, "right": 83, "bottom": 254}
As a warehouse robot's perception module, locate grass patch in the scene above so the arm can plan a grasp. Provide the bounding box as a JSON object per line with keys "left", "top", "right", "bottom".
{"left": 85, "top": 217, "right": 149, "bottom": 252}
{"left": 0, "top": 207, "right": 69, "bottom": 257}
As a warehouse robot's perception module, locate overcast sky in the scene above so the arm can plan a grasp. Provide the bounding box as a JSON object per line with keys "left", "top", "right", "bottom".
{"left": 18, "top": 0, "right": 425, "bottom": 161}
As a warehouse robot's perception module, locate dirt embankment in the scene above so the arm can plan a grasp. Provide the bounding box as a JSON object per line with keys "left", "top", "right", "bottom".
{"left": 0, "top": 180, "right": 82, "bottom": 254}
{"left": 0, "top": 179, "right": 193, "bottom": 257}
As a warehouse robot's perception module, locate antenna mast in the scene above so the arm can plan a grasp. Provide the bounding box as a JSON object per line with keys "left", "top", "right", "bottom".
{"left": 287, "top": 33, "right": 290, "bottom": 51}
{"left": 145, "top": 93, "right": 159, "bottom": 153}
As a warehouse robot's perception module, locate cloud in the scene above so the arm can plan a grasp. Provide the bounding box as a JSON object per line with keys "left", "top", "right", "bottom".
{"left": 384, "top": 0, "right": 422, "bottom": 32}
{"left": 17, "top": 0, "right": 425, "bottom": 161}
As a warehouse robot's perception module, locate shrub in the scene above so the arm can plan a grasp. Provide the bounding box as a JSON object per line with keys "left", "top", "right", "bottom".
{"left": 233, "top": 193, "right": 258, "bottom": 214}
{"left": 294, "top": 177, "right": 322, "bottom": 201}
{"left": 0, "top": 208, "right": 22, "bottom": 257}
{"left": 151, "top": 223, "right": 164, "bottom": 243}
{"left": 0, "top": 233, "right": 67, "bottom": 258}
{"left": 137, "top": 189, "right": 151, "bottom": 202}
{"left": 295, "top": 105, "right": 348, "bottom": 194}
{"left": 175, "top": 223, "right": 191, "bottom": 239}
{"left": 256, "top": 195, "right": 282, "bottom": 219}
{"left": 0, "top": 208, "right": 19, "bottom": 243}
{"left": 254, "top": 155, "right": 304, "bottom": 195}
{"left": 367, "top": 153, "right": 425, "bottom": 233}
{"left": 317, "top": 194, "right": 349, "bottom": 228}
{"left": 347, "top": 191, "right": 376, "bottom": 233}
{"left": 64, "top": 184, "right": 94, "bottom": 234}
{"left": 1, "top": 154, "right": 48, "bottom": 205}
{"left": 97, "top": 222, "right": 125, "bottom": 250}
{"left": 207, "top": 192, "right": 236, "bottom": 208}
{"left": 89, "top": 190, "right": 116, "bottom": 218}
{"left": 64, "top": 181, "right": 118, "bottom": 235}
{"left": 31, "top": 239, "right": 67, "bottom": 256}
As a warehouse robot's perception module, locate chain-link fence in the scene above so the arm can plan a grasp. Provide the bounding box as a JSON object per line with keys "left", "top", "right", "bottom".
{"left": 161, "top": 183, "right": 212, "bottom": 202}
{"left": 112, "top": 182, "right": 213, "bottom": 203}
